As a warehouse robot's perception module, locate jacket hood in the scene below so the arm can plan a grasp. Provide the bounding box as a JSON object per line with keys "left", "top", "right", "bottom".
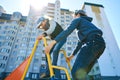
{"left": 81, "top": 16, "right": 93, "bottom": 22}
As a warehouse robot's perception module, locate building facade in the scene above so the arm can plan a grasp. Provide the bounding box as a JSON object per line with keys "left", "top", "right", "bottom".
{"left": 82, "top": 2, "right": 120, "bottom": 80}
{"left": 0, "top": 0, "right": 73, "bottom": 79}
{"left": 0, "top": 1, "right": 120, "bottom": 80}
{"left": 0, "top": 6, "right": 43, "bottom": 80}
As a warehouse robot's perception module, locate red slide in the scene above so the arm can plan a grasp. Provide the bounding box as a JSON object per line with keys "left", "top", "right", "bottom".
{"left": 5, "top": 56, "right": 30, "bottom": 80}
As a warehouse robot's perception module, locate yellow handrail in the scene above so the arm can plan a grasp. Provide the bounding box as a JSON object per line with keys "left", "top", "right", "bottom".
{"left": 42, "top": 37, "right": 71, "bottom": 80}
{"left": 52, "top": 66, "right": 71, "bottom": 80}
{"left": 21, "top": 37, "right": 71, "bottom": 80}
{"left": 21, "top": 40, "right": 39, "bottom": 80}
{"left": 60, "top": 50, "right": 72, "bottom": 71}
{"left": 42, "top": 37, "right": 54, "bottom": 77}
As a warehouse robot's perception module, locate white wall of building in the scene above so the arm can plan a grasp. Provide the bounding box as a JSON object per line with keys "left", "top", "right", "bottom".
{"left": 83, "top": 3, "right": 120, "bottom": 76}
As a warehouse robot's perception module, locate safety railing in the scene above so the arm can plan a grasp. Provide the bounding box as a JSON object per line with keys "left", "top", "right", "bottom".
{"left": 21, "top": 37, "right": 71, "bottom": 80}
{"left": 60, "top": 50, "right": 72, "bottom": 71}
{"left": 42, "top": 37, "right": 71, "bottom": 80}
{"left": 21, "top": 40, "right": 39, "bottom": 80}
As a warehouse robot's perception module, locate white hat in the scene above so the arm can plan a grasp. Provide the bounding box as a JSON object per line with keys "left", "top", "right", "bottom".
{"left": 36, "top": 17, "right": 46, "bottom": 28}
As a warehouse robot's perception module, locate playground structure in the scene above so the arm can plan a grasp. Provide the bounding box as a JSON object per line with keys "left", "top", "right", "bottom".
{"left": 4, "top": 37, "right": 72, "bottom": 80}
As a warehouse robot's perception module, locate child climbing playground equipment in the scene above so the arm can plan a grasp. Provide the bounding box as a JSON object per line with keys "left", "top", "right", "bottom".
{"left": 5, "top": 37, "right": 72, "bottom": 80}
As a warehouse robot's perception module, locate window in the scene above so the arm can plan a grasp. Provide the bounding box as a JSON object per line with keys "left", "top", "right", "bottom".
{"left": 68, "top": 53, "right": 71, "bottom": 56}
{"left": 3, "top": 56, "right": 7, "bottom": 60}
{"left": 48, "top": 12, "right": 54, "bottom": 14}
{"left": 0, "top": 63, "right": 2, "bottom": 68}
{"left": 73, "top": 36, "right": 77, "bottom": 39}
{"left": 67, "top": 42, "right": 71, "bottom": 45}
{"left": 8, "top": 30, "right": 16, "bottom": 34}
{"left": 33, "top": 66, "right": 38, "bottom": 70}
{"left": 10, "top": 58, "right": 14, "bottom": 62}
{"left": 66, "top": 20, "right": 70, "bottom": 22}
{"left": 29, "top": 44, "right": 34, "bottom": 48}
{"left": 96, "top": 66, "right": 99, "bottom": 71}
{"left": 31, "top": 33, "right": 36, "bottom": 36}
{"left": 21, "top": 43, "right": 27, "bottom": 47}
{"left": 0, "top": 36, "right": 5, "bottom": 40}
{"left": 61, "top": 13, "right": 64, "bottom": 15}
{"left": 35, "top": 53, "right": 40, "bottom": 56}
{"left": 42, "top": 57, "right": 46, "bottom": 60}
{"left": 61, "top": 74, "right": 66, "bottom": 79}
{"left": 9, "top": 66, "right": 13, "bottom": 68}
{"left": 22, "top": 37, "right": 28, "bottom": 41}
{"left": 14, "top": 45, "right": 19, "bottom": 48}
{"left": 31, "top": 38, "right": 35, "bottom": 41}
{"left": 92, "top": 69, "right": 94, "bottom": 73}
{"left": 20, "top": 50, "right": 26, "bottom": 54}
{"left": 0, "top": 63, "right": 5, "bottom": 68}
{"left": 6, "top": 36, "right": 14, "bottom": 40}
{"left": 67, "top": 47, "right": 72, "bottom": 50}
{"left": 66, "top": 24, "right": 69, "bottom": 26}
{"left": 8, "top": 42, "right": 12, "bottom": 46}
{"left": 1, "top": 31, "right": 6, "bottom": 34}
{"left": 8, "top": 30, "right": 15, "bottom": 34}
{"left": 61, "top": 54, "right": 64, "bottom": 58}
{"left": 4, "top": 26, "right": 8, "bottom": 29}
{"left": 26, "top": 73, "right": 29, "bottom": 77}
{"left": 12, "top": 51, "right": 17, "bottom": 54}
{"left": 4, "top": 42, "right": 12, "bottom": 46}
{"left": 34, "top": 58, "right": 39, "bottom": 62}
{"left": 73, "top": 42, "right": 77, "bottom": 45}
{"left": 66, "top": 16, "right": 69, "bottom": 18}
{"left": 0, "top": 56, "right": 3, "bottom": 60}
{"left": 16, "top": 39, "right": 20, "bottom": 42}
{"left": 61, "top": 20, "right": 64, "bottom": 22}
{"left": 6, "top": 36, "right": 10, "bottom": 40}
{"left": 61, "top": 24, "right": 64, "bottom": 26}
{"left": 19, "top": 29, "right": 22, "bottom": 32}
{"left": 0, "top": 42, "right": 3, "bottom": 47}
{"left": 27, "top": 50, "right": 31, "bottom": 55}
{"left": 32, "top": 74, "right": 37, "bottom": 79}
{"left": 48, "top": 3, "right": 55, "bottom": 7}
{"left": 0, "top": 48, "right": 10, "bottom": 53}
{"left": 17, "top": 56, "right": 24, "bottom": 61}
{"left": 61, "top": 16, "right": 64, "bottom": 18}
{"left": 14, "top": 26, "right": 17, "bottom": 30}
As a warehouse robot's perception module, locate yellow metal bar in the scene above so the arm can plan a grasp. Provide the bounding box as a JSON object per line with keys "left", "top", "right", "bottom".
{"left": 21, "top": 38, "right": 71, "bottom": 80}
{"left": 42, "top": 37, "right": 71, "bottom": 79}
{"left": 21, "top": 40, "right": 39, "bottom": 80}
{"left": 60, "top": 50, "right": 72, "bottom": 71}
{"left": 52, "top": 66, "right": 71, "bottom": 80}
{"left": 42, "top": 37, "right": 54, "bottom": 77}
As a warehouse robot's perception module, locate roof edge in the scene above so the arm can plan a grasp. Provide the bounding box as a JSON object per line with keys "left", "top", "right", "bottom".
{"left": 84, "top": 2, "right": 104, "bottom": 8}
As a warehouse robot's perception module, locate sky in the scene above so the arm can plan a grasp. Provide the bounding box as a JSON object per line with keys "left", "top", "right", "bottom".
{"left": 0, "top": 0, "right": 120, "bottom": 49}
